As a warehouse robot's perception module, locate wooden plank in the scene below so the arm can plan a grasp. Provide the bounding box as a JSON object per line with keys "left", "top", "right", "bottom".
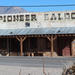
{"left": 16, "top": 36, "right": 20, "bottom": 42}
{"left": 7, "top": 38, "right": 10, "bottom": 56}
{"left": 22, "top": 37, "right": 27, "bottom": 42}
{"left": 51, "top": 35, "right": 54, "bottom": 56}
{"left": 47, "top": 37, "right": 51, "bottom": 41}
{"left": 0, "top": 34, "right": 74, "bottom": 38}
{"left": 16, "top": 36, "right": 27, "bottom": 56}
{"left": 53, "top": 35, "right": 57, "bottom": 40}
{"left": 20, "top": 38, "right": 23, "bottom": 56}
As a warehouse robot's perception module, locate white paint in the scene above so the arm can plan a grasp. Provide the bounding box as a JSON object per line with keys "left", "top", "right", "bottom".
{"left": 0, "top": 10, "right": 75, "bottom": 29}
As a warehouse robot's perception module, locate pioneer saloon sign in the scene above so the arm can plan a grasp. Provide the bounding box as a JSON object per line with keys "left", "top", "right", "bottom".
{"left": 0, "top": 12, "right": 75, "bottom": 22}
{"left": 0, "top": 14, "right": 37, "bottom": 22}
{"left": 44, "top": 12, "right": 75, "bottom": 20}
{"left": 0, "top": 11, "right": 75, "bottom": 29}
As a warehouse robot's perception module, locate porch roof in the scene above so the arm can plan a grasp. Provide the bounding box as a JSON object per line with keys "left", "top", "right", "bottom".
{"left": 0, "top": 27, "right": 75, "bottom": 36}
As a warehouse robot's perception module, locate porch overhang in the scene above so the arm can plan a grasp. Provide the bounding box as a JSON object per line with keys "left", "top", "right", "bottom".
{"left": 0, "top": 27, "right": 74, "bottom": 37}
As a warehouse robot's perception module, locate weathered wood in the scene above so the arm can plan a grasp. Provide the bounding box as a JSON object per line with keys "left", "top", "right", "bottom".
{"left": 22, "top": 37, "right": 26, "bottom": 42}
{"left": 47, "top": 36, "right": 51, "bottom": 41}
{"left": 28, "top": 38, "right": 30, "bottom": 50}
{"left": 16, "top": 36, "right": 27, "bottom": 56}
{"left": 53, "top": 35, "right": 57, "bottom": 40}
{"left": 71, "top": 40, "right": 75, "bottom": 56}
{"left": 20, "top": 38, "right": 23, "bottom": 56}
{"left": 47, "top": 35, "right": 57, "bottom": 56}
{"left": 51, "top": 35, "right": 54, "bottom": 56}
{"left": 7, "top": 38, "right": 10, "bottom": 56}
{"left": 0, "top": 34, "right": 74, "bottom": 38}
{"left": 16, "top": 36, "right": 20, "bottom": 41}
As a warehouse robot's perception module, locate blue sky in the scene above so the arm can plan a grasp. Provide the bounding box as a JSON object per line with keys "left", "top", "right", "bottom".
{"left": 0, "top": 0, "right": 75, "bottom": 12}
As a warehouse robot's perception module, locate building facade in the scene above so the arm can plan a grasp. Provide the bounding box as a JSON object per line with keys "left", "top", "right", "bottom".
{"left": 0, "top": 11, "right": 75, "bottom": 56}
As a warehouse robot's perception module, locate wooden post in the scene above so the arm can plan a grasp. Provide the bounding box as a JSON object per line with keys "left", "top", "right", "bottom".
{"left": 47, "top": 35, "right": 57, "bottom": 57}
{"left": 51, "top": 35, "right": 53, "bottom": 56}
{"left": 71, "top": 40, "right": 75, "bottom": 56}
{"left": 16, "top": 36, "right": 26, "bottom": 56}
{"left": 7, "top": 38, "right": 10, "bottom": 56}
{"left": 20, "top": 38, "right": 23, "bottom": 56}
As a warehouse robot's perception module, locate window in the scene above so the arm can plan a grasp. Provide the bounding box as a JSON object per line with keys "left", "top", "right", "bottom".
{"left": 25, "top": 22, "right": 30, "bottom": 27}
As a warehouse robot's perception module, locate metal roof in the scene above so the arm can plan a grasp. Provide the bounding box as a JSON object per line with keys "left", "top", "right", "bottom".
{"left": 0, "top": 27, "right": 75, "bottom": 36}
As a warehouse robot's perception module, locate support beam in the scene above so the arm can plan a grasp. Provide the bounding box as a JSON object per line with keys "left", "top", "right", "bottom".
{"left": 47, "top": 35, "right": 57, "bottom": 57}
{"left": 16, "top": 36, "right": 26, "bottom": 56}
{"left": 71, "top": 40, "right": 75, "bottom": 56}
{"left": 7, "top": 38, "right": 10, "bottom": 56}
{"left": 20, "top": 38, "right": 23, "bottom": 56}
{"left": 51, "top": 35, "right": 54, "bottom": 56}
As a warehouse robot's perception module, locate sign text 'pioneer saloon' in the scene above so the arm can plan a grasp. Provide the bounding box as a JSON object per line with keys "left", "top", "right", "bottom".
{"left": 0, "top": 12, "right": 75, "bottom": 22}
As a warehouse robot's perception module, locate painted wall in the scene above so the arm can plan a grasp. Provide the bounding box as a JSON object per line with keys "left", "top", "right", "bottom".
{"left": 0, "top": 10, "right": 75, "bottom": 29}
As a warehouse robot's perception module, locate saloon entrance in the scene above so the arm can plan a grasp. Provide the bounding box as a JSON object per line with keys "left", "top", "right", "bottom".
{"left": 0, "top": 35, "right": 74, "bottom": 57}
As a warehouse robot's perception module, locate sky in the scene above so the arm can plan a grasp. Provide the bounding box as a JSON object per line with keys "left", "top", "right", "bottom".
{"left": 0, "top": 0, "right": 75, "bottom": 12}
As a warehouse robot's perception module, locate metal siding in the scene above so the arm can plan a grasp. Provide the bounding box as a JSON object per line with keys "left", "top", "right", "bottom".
{"left": 0, "top": 27, "right": 75, "bottom": 36}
